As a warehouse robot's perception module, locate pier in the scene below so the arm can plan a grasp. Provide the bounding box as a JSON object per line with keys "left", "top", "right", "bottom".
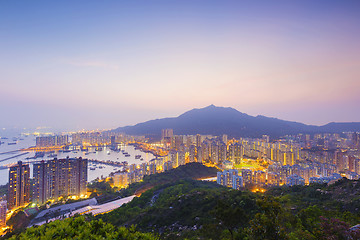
{"left": 88, "top": 159, "right": 128, "bottom": 168}
{"left": 0, "top": 152, "right": 29, "bottom": 163}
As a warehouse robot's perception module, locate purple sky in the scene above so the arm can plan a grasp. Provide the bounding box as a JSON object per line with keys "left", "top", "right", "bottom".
{"left": 1, "top": 1, "right": 360, "bottom": 131}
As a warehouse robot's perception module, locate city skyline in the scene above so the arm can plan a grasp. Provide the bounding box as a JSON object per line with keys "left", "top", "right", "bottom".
{"left": 1, "top": 1, "right": 360, "bottom": 131}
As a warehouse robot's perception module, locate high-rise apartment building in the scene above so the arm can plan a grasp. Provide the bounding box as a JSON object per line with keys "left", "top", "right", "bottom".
{"left": 33, "top": 157, "right": 87, "bottom": 204}
{"left": 161, "top": 129, "right": 173, "bottom": 140}
{"left": 0, "top": 200, "right": 7, "bottom": 227}
{"left": 36, "top": 135, "right": 69, "bottom": 147}
{"left": 113, "top": 172, "right": 129, "bottom": 189}
{"left": 196, "top": 134, "right": 202, "bottom": 147}
{"left": 232, "top": 175, "right": 243, "bottom": 190}
{"left": 36, "top": 136, "right": 56, "bottom": 147}
{"left": 217, "top": 169, "right": 243, "bottom": 190}
{"left": 8, "top": 161, "right": 30, "bottom": 209}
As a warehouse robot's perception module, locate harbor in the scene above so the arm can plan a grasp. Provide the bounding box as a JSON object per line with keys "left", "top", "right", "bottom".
{"left": 0, "top": 131, "right": 155, "bottom": 185}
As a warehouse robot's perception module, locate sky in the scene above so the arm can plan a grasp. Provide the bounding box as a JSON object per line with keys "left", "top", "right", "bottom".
{"left": 1, "top": 0, "right": 360, "bottom": 131}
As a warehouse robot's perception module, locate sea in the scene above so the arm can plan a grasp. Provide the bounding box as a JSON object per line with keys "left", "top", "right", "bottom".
{"left": 0, "top": 128, "right": 155, "bottom": 186}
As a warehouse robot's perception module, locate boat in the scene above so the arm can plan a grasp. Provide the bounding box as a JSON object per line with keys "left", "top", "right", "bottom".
{"left": 35, "top": 152, "right": 45, "bottom": 158}
{"left": 85, "top": 152, "right": 90, "bottom": 155}
{"left": 90, "top": 167, "right": 96, "bottom": 170}
{"left": 125, "top": 154, "right": 130, "bottom": 157}
{"left": 140, "top": 158, "right": 144, "bottom": 161}
{"left": 99, "top": 166, "right": 103, "bottom": 169}
{"left": 135, "top": 155, "right": 141, "bottom": 159}
{"left": 8, "top": 142, "right": 17, "bottom": 145}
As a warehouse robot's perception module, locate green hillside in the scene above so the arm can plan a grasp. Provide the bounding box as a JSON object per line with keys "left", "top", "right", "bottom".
{"left": 119, "top": 162, "right": 218, "bottom": 197}
{"left": 99, "top": 178, "right": 360, "bottom": 240}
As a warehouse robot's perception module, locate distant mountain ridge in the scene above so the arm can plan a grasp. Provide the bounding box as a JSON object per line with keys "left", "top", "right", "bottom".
{"left": 113, "top": 105, "right": 360, "bottom": 139}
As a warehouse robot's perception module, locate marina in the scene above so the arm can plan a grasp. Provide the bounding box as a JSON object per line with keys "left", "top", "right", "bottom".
{"left": 0, "top": 130, "right": 155, "bottom": 185}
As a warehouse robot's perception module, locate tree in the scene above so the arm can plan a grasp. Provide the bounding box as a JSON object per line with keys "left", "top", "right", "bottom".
{"left": 9, "top": 216, "right": 158, "bottom": 240}
{"left": 247, "top": 197, "right": 287, "bottom": 240}
{"left": 213, "top": 199, "right": 248, "bottom": 240}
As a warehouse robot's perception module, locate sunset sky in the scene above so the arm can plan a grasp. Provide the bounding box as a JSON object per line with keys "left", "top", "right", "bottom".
{"left": 1, "top": 1, "right": 360, "bottom": 131}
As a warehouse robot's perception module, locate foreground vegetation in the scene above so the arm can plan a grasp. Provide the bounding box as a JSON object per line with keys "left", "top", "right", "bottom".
{"left": 8, "top": 216, "right": 157, "bottom": 240}
{"left": 99, "top": 178, "right": 360, "bottom": 240}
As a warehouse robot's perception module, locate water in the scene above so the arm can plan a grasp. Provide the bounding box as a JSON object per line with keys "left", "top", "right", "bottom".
{"left": 0, "top": 128, "right": 155, "bottom": 185}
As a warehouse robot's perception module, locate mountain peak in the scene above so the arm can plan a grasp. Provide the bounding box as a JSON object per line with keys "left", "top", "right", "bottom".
{"left": 113, "top": 106, "right": 360, "bottom": 139}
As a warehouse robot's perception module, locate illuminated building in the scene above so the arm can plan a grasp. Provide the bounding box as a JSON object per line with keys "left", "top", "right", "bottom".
{"left": 262, "top": 135, "right": 270, "bottom": 143}
{"left": 149, "top": 163, "right": 156, "bottom": 175}
{"left": 286, "top": 174, "right": 305, "bottom": 186}
{"left": 8, "top": 161, "right": 30, "bottom": 210}
{"left": 232, "top": 175, "right": 243, "bottom": 190}
{"left": 241, "top": 169, "right": 252, "bottom": 187}
{"left": 36, "top": 135, "right": 69, "bottom": 147}
{"left": 355, "top": 159, "right": 360, "bottom": 175}
{"left": 33, "top": 157, "right": 88, "bottom": 204}
{"left": 211, "top": 142, "right": 219, "bottom": 164}
{"left": 253, "top": 170, "right": 266, "bottom": 186}
{"left": 189, "top": 145, "right": 196, "bottom": 163}
{"left": 186, "top": 136, "right": 194, "bottom": 148}
{"left": 129, "top": 164, "right": 137, "bottom": 172}
{"left": 170, "top": 150, "right": 178, "bottom": 168}
{"left": 222, "top": 134, "right": 228, "bottom": 144}
{"left": 174, "top": 135, "right": 183, "bottom": 150}
{"left": 167, "top": 150, "right": 185, "bottom": 168}
{"left": 196, "top": 134, "right": 202, "bottom": 147}
{"left": 231, "top": 143, "right": 243, "bottom": 164}
{"left": 219, "top": 143, "right": 227, "bottom": 163}
{"left": 161, "top": 129, "right": 173, "bottom": 140}
{"left": 309, "top": 173, "right": 341, "bottom": 184}
{"left": 217, "top": 172, "right": 226, "bottom": 185}
{"left": 267, "top": 172, "right": 280, "bottom": 186}
{"left": 163, "top": 161, "right": 173, "bottom": 171}
{"left": 36, "top": 136, "right": 55, "bottom": 147}
{"left": 217, "top": 169, "right": 242, "bottom": 190}
{"left": 178, "top": 151, "right": 186, "bottom": 166}
{"left": 196, "top": 146, "right": 203, "bottom": 164}
{"left": 113, "top": 172, "right": 129, "bottom": 189}
{"left": 0, "top": 200, "right": 6, "bottom": 227}
{"left": 56, "top": 135, "right": 69, "bottom": 146}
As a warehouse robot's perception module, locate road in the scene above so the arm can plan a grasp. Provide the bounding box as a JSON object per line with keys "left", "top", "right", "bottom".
{"left": 30, "top": 195, "right": 136, "bottom": 227}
